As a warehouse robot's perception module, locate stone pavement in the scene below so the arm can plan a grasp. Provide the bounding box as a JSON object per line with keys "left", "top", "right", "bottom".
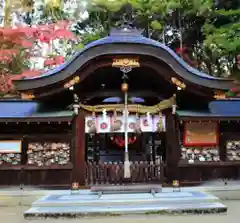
{"left": 0, "top": 201, "right": 240, "bottom": 223}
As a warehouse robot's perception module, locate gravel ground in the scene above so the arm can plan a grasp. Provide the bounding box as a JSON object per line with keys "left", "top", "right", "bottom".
{"left": 1, "top": 201, "right": 240, "bottom": 223}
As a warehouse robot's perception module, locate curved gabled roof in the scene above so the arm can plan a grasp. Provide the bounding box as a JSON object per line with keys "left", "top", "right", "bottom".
{"left": 14, "top": 27, "right": 234, "bottom": 91}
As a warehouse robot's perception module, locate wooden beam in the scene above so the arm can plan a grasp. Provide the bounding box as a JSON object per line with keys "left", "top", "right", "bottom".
{"left": 177, "top": 116, "right": 240, "bottom": 121}
{"left": 0, "top": 116, "right": 73, "bottom": 123}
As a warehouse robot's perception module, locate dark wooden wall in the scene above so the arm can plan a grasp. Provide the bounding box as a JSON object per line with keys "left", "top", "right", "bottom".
{"left": 0, "top": 122, "right": 73, "bottom": 188}
{"left": 177, "top": 120, "right": 240, "bottom": 185}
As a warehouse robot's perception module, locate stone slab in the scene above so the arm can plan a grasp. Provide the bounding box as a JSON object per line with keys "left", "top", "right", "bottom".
{"left": 24, "top": 202, "right": 227, "bottom": 218}
{"left": 91, "top": 184, "right": 162, "bottom": 193}
{"left": 32, "top": 191, "right": 219, "bottom": 207}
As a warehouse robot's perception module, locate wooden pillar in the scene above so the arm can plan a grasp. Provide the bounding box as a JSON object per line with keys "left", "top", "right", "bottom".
{"left": 72, "top": 113, "right": 85, "bottom": 185}
{"left": 218, "top": 120, "right": 226, "bottom": 161}
{"left": 219, "top": 133, "right": 226, "bottom": 161}
{"left": 165, "top": 109, "right": 181, "bottom": 183}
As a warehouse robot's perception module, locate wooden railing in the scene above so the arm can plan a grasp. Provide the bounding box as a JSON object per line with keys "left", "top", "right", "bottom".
{"left": 85, "top": 161, "right": 164, "bottom": 185}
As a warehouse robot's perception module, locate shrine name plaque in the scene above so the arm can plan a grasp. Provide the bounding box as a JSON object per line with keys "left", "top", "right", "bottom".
{"left": 0, "top": 140, "right": 22, "bottom": 153}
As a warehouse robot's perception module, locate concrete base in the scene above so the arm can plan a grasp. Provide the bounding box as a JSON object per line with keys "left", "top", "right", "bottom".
{"left": 24, "top": 191, "right": 227, "bottom": 218}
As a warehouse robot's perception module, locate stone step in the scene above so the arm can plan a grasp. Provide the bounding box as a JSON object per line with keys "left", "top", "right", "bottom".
{"left": 32, "top": 191, "right": 219, "bottom": 207}
{"left": 24, "top": 202, "right": 227, "bottom": 218}
{"left": 90, "top": 184, "right": 162, "bottom": 193}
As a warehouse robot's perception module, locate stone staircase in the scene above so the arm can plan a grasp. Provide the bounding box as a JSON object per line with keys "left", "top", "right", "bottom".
{"left": 24, "top": 189, "right": 227, "bottom": 218}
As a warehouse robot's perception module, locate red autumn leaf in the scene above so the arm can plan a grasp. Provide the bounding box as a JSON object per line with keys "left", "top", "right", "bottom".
{"left": 53, "top": 29, "right": 75, "bottom": 40}
{"left": 176, "top": 47, "right": 198, "bottom": 67}
{"left": 17, "top": 70, "right": 43, "bottom": 78}
{"left": 44, "top": 58, "right": 55, "bottom": 66}
{"left": 38, "top": 32, "right": 52, "bottom": 43}
{"left": 0, "top": 56, "right": 12, "bottom": 62}
{"left": 12, "top": 39, "right": 33, "bottom": 47}
{"left": 0, "top": 28, "right": 20, "bottom": 36}
{"left": 54, "top": 55, "right": 64, "bottom": 64}
{"left": 55, "top": 20, "right": 69, "bottom": 29}
{"left": 176, "top": 47, "right": 187, "bottom": 53}
{"left": 0, "top": 49, "right": 19, "bottom": 62}
{"left": 44, "top": 56, "right": 65, "bottom": 66}
{"left": 0, "top": 49, "right": 18, "bottom": 55}
{"left": 0, "top": 21, "right": 74, "bottom": 93}
{"left": 0, "top": 75, "right": 13, "bottom": 92}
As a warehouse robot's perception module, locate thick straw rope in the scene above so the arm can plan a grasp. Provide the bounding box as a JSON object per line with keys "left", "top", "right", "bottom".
{"left": 79, "top": 95, "right": 176, "bottom": 114}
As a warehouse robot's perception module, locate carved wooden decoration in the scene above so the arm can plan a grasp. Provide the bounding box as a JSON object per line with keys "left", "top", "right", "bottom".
{"left": 64, "top": 76, "right": 80, "bottom": 89}
{"left": 214, "top": 92, "right": 226, "bottom": 100}
{"left": 112, "top": 57, "right": 140, "bottom": 68}
{"left": 21, "top": 92, "right": 35, "bottom": 99}
{"left": 171, "top": 77, "right": 186, "bottom": 90}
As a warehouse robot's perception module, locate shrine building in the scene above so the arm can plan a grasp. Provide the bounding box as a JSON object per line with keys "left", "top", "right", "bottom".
{"left": 0, "top": 26, "right": 239, "bottom": 188}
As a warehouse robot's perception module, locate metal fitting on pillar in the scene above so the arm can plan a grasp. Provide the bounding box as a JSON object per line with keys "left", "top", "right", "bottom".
{"left": 73, "top": 104, "right": 80, "bottom": 115}
{"left": 172, "top": 104, "right": 177, "bottom": 114}
{"left": 73, "top": 93, "right": 80, "bottom": 115}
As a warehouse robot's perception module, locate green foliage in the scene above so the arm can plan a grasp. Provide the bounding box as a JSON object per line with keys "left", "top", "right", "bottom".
{"left": 150, "top": 20, "right": 162, "bottom": 31}
{"left": 180, "top": 0, "right": 213, "bottom": 16}
{"left": 20, "top": 0, "right": 240, "bottom": 78}
{"left": 202, "top": 6, "right": 240, "bottom": 76}
{"left": 203, "top": 23, "right": 240, "bottom": 55}
{"left": 90, "top": 0, "right": 125, "bottom": 12}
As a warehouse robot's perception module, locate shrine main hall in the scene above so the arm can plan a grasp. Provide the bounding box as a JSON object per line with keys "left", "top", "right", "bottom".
{"left": 0, "top": 26, "right": 240, "bottom": 188}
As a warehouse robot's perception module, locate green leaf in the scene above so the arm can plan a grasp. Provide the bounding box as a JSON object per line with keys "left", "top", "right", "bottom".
{"left": 150, "top": 20, "right": 162, "bottom": 31}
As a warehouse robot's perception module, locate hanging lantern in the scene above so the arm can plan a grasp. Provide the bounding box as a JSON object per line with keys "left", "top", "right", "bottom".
{"left": 121, "top": 82, "right": 128, "bottom": 92}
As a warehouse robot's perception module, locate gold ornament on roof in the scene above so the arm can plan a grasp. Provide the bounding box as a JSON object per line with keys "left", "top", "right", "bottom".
{"left": 112, "top": 57, "right": 140, "bottom": 68}
{"left": 214, "top": 91, "right": 226, "bottom": 100}
{"left": 21, "top": 92, "right": 35, "bottom": 99}
{"left": 64, "top": 76, "right": 80, "bottom": 89}
{"left": 171, "top": 77, "right": 186, "bottom": 90}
